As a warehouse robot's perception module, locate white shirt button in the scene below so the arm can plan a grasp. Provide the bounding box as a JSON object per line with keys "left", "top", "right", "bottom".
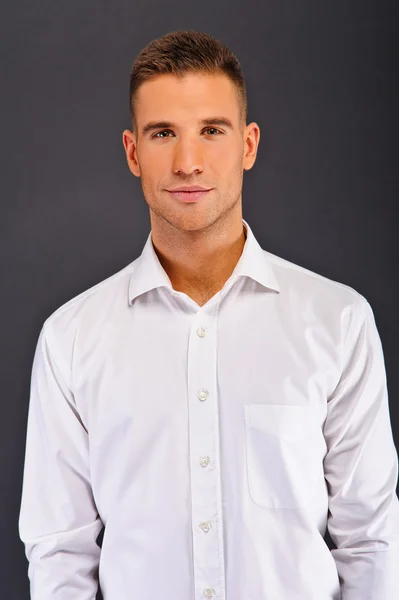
{"left": 198, "top": 389, "right": 209, "bottom": 402}
{"left": 203, "top": 589, "right": 215, "bottom": 598}
{"left": 200, "top": 456, "right": 210, "bottom": 467}
{"left": 200, "top": 521, "right": 212, "bottom": 533}
{"left": 196, "top": 327, "right": 206, "bottom": 338}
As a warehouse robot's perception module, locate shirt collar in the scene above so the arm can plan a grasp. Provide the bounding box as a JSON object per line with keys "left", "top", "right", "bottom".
{"left": 128, "top": 218, "right": 280, "bottom": 305}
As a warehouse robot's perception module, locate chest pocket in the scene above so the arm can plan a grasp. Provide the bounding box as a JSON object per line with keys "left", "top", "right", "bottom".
{"left": 244, "top": 404, "right": 327, "bottom": 510}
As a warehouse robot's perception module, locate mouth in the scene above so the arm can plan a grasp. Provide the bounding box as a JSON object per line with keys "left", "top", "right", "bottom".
{"left": 167, "top": 189, "right": 212, "bottom": 203}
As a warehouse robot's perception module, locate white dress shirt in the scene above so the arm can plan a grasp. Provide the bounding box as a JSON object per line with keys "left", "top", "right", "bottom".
{"left": 19, "top": 218, "right": 399, "bottom": 600}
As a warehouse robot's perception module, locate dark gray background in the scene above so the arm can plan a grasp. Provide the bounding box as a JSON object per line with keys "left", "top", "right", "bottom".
{"left": 1, "top": 1, "right": 398, "bottom": 598}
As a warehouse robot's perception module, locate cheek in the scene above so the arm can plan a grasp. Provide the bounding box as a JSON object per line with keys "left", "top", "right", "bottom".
{"left": 214, "top": 152, "right": 244, "bottom": 186}
{"left": 209, "top": 140, "right": 243, "bottom": 168}
{"left": 138, "top": 153, "right": 166, "bottom": 185}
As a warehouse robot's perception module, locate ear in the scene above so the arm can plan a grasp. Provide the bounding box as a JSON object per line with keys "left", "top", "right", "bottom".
{"left": 243, "top": 122, "right": 260, "bottom": 171}
{"left": 122, "top": 129, "right": 141, "bottom": 177}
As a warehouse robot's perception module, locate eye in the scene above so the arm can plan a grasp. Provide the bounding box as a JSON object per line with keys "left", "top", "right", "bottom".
{"left": 153, "top": 130, "right": 174, "bottom": 138}
{"left": 204, "top": 128, "right": 222, "bottom": 135}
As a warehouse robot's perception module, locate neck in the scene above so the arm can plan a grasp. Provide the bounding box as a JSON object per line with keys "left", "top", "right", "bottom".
{"left": 150, "top": 211, "right": 247, "bottom": 295}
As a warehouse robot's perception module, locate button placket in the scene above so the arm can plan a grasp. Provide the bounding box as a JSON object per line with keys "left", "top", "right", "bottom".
{"left": 187, "top": 315, "right": 226, "bottom": 599}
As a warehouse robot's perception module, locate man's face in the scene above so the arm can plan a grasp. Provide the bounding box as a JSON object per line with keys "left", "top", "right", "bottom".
{"left": 123, "top": 72, "right": 259, "bottom": 233}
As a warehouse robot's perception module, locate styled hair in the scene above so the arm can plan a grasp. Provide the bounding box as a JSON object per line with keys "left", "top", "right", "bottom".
{"left": 129, "top": 30, "right": 247, "bottom": 133}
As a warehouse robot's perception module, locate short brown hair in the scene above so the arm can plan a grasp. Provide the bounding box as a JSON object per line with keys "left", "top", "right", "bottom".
{"left": 129, "top": 30, "right": 247, "bottom": 134}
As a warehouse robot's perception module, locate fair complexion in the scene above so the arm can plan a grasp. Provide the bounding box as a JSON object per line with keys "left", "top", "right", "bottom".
{"left": 122, "top": 72, "right": 260, "bottom": 305}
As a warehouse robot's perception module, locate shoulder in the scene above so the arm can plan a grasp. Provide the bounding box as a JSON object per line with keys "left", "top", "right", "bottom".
{"left": 268, "top": 250, "right": 363, "bottom": 299}
{"left": 41, "top": 258, "right": 138, "bottom": 356}
{"left": 266, "top": 249, "right": 369, "bottom": 330}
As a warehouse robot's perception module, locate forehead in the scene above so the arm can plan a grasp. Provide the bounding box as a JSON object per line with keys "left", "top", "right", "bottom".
{"left": 135, "top": 72, "right": 240, "bottom": 123}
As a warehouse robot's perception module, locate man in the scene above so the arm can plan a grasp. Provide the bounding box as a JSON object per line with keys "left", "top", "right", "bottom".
{"left": 19, "top": 29, "right": 399, "bottom": 600}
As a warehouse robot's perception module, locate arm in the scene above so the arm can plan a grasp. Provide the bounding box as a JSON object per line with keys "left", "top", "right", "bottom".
{"left": 18, "top": 323, "right": 103, "bottom": 599}
{"left": 323, "top": 295, "right": 399, "bottom": 600}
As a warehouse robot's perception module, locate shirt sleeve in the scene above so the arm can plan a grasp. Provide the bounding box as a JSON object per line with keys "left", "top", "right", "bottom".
{"left": 18, "top": 323, "right": 104, "bottom": 599}
{"left": 323, "top": 295, "right": 399, "bottom": 600}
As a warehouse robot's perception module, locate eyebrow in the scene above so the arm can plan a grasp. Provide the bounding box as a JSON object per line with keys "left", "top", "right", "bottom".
{"left": 141, "top": 117, "right": 234, "bottom": 136}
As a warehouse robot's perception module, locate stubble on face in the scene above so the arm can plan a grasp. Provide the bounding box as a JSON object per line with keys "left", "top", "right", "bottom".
{"left": 139, "top": 148, "right": 245, "bottom": 239}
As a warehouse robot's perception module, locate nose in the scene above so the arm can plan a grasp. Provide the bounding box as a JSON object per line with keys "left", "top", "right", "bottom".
{"left": 172, "top": 137, "right": 204, "bottom": 176}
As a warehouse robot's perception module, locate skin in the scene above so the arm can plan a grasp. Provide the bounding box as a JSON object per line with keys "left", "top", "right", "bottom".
{"left": 122, "top": 71, "right": 260, "bottom": 306}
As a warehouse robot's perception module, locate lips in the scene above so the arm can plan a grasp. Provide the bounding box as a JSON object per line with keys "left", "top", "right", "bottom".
{"left": 167, "top": 186, "right": 211, "bottom": 192}
{"left": 167, "top": 189, "right": 212, "bottom": 203}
